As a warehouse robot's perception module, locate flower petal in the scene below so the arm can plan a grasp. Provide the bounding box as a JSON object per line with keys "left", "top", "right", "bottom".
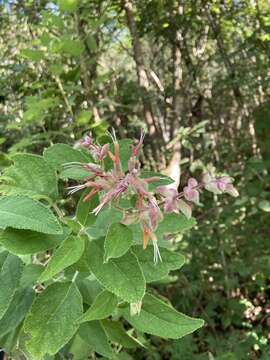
{"left": 156, "top": 185, "right": 177, "bottom": 198}
{"left": 204, "top": 182, "right": 222, "bottom": 194}
{"left": 178, "top": 199, "right": 192, "bottom": 219}
{"left": 184, "top": 187, "right": 200, "bottom": 204}
{"left": 164, "top": 198, "right": 178, "bottom": 213}
{"left": 188, "top": 178, "right": 198, "bottom": 188}
{"left": 225, "top": 184, "right": 239, "bottom": 197}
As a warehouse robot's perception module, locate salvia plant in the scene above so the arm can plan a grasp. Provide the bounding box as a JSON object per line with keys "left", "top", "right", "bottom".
{"left": 0, "top": 130, "right": 238, "bottom": 359}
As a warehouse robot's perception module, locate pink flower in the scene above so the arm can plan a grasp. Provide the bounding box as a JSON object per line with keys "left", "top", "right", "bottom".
{"left": 203, "top": 173, "right": 239, "bottom": 197}
{"left": 68, "top": 131, "right": 239, "bottom": 264}
{"left": 183, "top": 178, "right": 200, "bottom": 204}
{"left": 216, "top": 176, "right": 232, "bottom": 191}
{"left": 156, "top": 186, "right": 178, "bottom": 213}
{"left": 224, "top": 183, "right": 239, "bottom": 197}
{"left": 157, "top": 185, "right": 192, "bottom": 218}
{"left": 80, "top": 134, "right": 93, "bottom": 147}
{"left": 148, "top": 196, "right": 163, "bottom": 230}
{"left": 79, "top": 133, "right": 109, "bottom": 161}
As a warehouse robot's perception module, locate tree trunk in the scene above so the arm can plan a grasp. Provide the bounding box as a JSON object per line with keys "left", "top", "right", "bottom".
{"left": 122, "top": 0, "right": 165, "bottom": 166}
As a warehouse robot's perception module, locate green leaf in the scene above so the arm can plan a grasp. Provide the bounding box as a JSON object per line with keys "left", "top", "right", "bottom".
{"left": 21, "top": 49, "right": 44, "bottom": 61}
{"left": 39, "top": 236, "right": 85, "bottom": 282}
{"left": 86, "top": 208, "right": 122, "bottom": 239}
{"left": 0, "top": 196, "right": 62, "bottom": 234}
{"left": 62, "top": 39, "right": 85, "bottom": 57}
{"left": 157, "top": 213, "right": 196, "bottom": 235}
{"left": 76, "top": 110, "right": 92, "bottom": 125}
{"left": 67, "top": 237, "right": 93, "bottom": 274}
{"left": 0, "top": 251, "right": 8, "bottom": 267}
{"left": 24, "top": 282, "right": 83, "bottom": 359}
{"left": 0, "top": 287, "right": 34, "bottom": 337}
{"left": 0, "top": 227, "right": 68, "bottom": 255}
{"left": 102, "top": 319, "right": 139, "bottom": 349}
{"left": 80, "top": 290, "right": 118, "bottom": 322}
{"left": 60, "top": 167, "right": 91, "bottom": 180}
{"left": 76, "top": 190, "right": 99, "bottom": 227}
{"left": 88, "top": 239, "right": 145, "bottom": 303}
{"left": 58, "top": 0, "right": 78, "bottom": 12}
{"left": 104, "top": 223, "right": 133, "bottom": 262}
{"left": 122, "top": 293, "right": 204, "bottom": 339}
{"left": 20, "top": 264, "right": 44, "bottom": 287}
{"left": 0, "top": 325, "right": 21, "bottom": 354}
{"left": 68, "top": 334, "right": 93, "bottom": 360}
{"left": 43, "top": 143, "right": 91, "bottom": 171}
{"left": 1, "top": 153, "right": 58, "bottom": 200}
{"left": 140, "top": 171, "right": 174, "bottom": 190}
{"left": 0, "top": 254, "right": 23, "bottom": 320}
{"left": 132, "top": 245, "right": 185, "bottom": 282}
{"left": 76, "top": 277, "right": 103, "bottom": 305}
{"left": 78, "top": 322, "right": 114, "bottom": 359}
{"left": 22, "top": 97, "right": 59, "bottom": 124}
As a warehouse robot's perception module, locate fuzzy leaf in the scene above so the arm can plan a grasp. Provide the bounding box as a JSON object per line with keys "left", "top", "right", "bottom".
{"left": 141, "top": 171, "right": 174, "bottom": 190}
{"left": 24, "top": 282, "right": 83, "bottom": 359}
{"left": 60, "top": 167, "right": 91, "bottom": 180}
{"left": 0, "top": 196, "right": 62, "bottom": 234}
{"left": 43, "top": 143, "right": 91, "bottom": 174}
{"left": 76, "top": 277, "right": 103, "bottom": 306}
{"left": 157, "top": 213, "right": 196, "bottom": 234}
{"left": 88, "top": 239, "right": 145, "bottom": 303}
{"left": 80, "top": 290, "right": 118, "bottom": 322}
{"left": 1, "top": 153, "right": 58, "bottom": 200}
{"left": 104, "top": 223, "right": 133, "bottom": 262}
{"left": 102, "top": 319, "right": 140, "bottom": 349}
{"left": 20, "top": 264, "right": 44, "bottom": 287}
{"left": 122, "top": 293, "right": 204, "bottom": 339}
{"left": 0, "top": 287, "right": 34, "bottom": 337}
{"left": 68, "top": 334, "right": 93, "bottom": 360}
{"left": 132, "top": 245, "right": 185, "bottom": 282}
{"left": 86, "top": 208, "right": 122, "bottom": 239}
{"left": 76, "top": 190, "right": 99, "bottom": 226}
{"left": 0, "top": 227, "right": 69, "bottom": 255}
{"left": 78, "top": 322, "right": 114, "bottom": 359}
{"left": 0, "top": 254, "right": 23, "bottom": 320}
{"left": 38, "top": 236, "right": 85, "bottom": 282}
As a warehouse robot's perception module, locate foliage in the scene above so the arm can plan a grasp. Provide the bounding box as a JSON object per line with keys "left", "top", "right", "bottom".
{"left": 0, "top": 134, "right": 212, "bottom": 359}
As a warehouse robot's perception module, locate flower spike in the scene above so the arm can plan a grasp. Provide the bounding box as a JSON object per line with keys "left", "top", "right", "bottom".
{"left": 68, "top": 132, "right": 238, "bottom": 264}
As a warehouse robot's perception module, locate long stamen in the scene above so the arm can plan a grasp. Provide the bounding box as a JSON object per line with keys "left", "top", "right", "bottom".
{"left": 149, "top": 232, "right": 162, "bottom": 264}
{"left": 153, "top": 240, "right": 162, "bottom": 264}
{"left": 92, "top": 202, "right": 106, "bottom": 215}
{"left": 67, "top": 184, "right": 86, "bottom": 195}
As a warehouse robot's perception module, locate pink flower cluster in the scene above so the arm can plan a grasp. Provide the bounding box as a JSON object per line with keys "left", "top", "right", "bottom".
{"left": 157, "top": 174, "right": 238, "bottom": 219}
{"left": 67, "top": 131, "right": 238, "bottom": 263}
